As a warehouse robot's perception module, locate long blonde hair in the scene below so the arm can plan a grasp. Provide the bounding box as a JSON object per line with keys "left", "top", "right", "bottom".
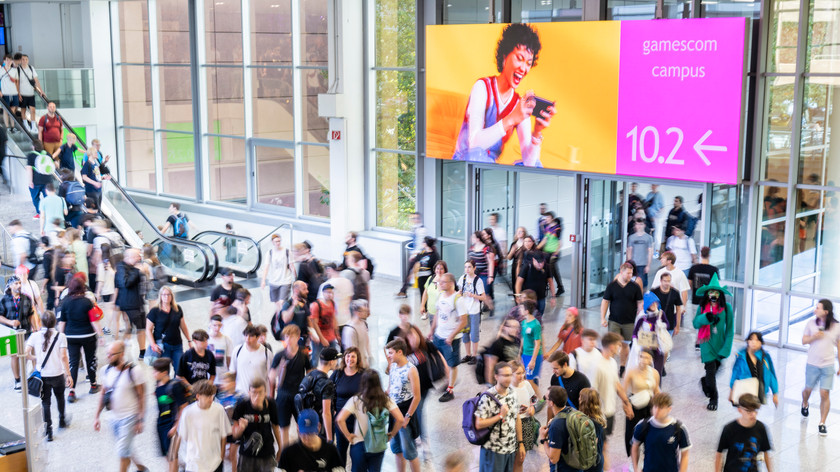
{"left": 156, "top": 285, "right": 179, "bottom": 313}
{"left": 578, "top": 388, "right": 607, "bottom": 427}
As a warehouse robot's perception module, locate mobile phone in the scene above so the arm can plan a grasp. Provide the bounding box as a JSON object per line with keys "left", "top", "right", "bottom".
{"left": 533, "top": 96, "right": 554, "bottom": 118}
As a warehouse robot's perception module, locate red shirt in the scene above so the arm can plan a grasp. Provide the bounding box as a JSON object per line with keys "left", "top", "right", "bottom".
{"left": 310, "top": 300, "right": 337, "bottom": 343}
{"left": 39, "top": 114, "right": 63, "bottom": 143}
{"left": 557, "top": 326, "right": 582, "bottom": 354}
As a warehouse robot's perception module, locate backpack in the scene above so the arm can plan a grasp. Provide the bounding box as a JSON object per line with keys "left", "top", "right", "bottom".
{"left": 294, "top": 370, "right": 331, "bottom": 416}
{"left": 173, "top": 214, "right": 189, "bottom": 239}
{"left": 363, "top": 408, "right": 391, "bottom": 453}
{"left": 554, "top": 408, "right": 599, "bottom": 470}
{"left": 15, "top": 233, "right": 41, "bottom": 265}
{"left": 350, "top": 268, "right": 369, "bottom": 301}
{"left": 425, "top": 343, "right": 446, "bottom": 383}
{"left": 64, "top": 181, "right": 85, "bottom": 206}
{"left": 462, "top": 391, "right": 502, "bottom": 446}
{"left": 685, "top": 212, "right": 698, "bottom": 237}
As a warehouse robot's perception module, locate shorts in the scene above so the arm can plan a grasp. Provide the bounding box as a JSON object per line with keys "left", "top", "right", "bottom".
{"left": 805, "top": 364, "right": 835, "bottom": 391}
{"left": 608, "top": 321, "right": 635, "bottom": 342}
{"left": 468, "top": 313, "right": 481, "bottom": 343}
{"left": 275, "top": 389, "right": 297, "bottom": 427}
{"left": 20, "top": 95, "right": 35, "bottom": 109}
{"left": 3, "top": 95, "right": 19, "bottom": 107}
{"left": 237, "top": 454, "right": 276, "bottom": 472}
{"left": 269, "top": 284, "right": 291, "bottom": 303}
{"left": 433, "top": 334, "right": 462, "bottom": 368}
{"left": 521, "top": 353, "right": 543, "bottom": 381}
{"left": 124, "top": 309, "right": 147, "bottom": 330}
{"left": 605, "top": 415, "right": 615, "bottom": 435}
{"left": 111, "top": 415, "right": 139, "bottom": 458}
{"left": 102, "top": 294, "right": 112, "bottom": 303}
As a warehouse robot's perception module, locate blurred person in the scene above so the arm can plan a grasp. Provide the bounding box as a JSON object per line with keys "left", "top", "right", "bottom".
{"left": 544, "top": 307, "right": 583, "bottom": 360}
{"left": 429, "top": 273, "right": 469, "bottom": 402}
{"left": 39, "top": 183, "right": 67, "bottom": 237}
{"left": 278, "top": 409, "right": 343, "bottom": 472}
{"left": 665, "top": 225, "right": 697, "bottom": 273}
{"left": 207, "top": 314, "right": 233, "bottom": 385}
{"left": 419, "top": 260, "right": 447, "bottom": 321}
{"left": 268, "top": 324, "right": 311, "bottom": 452}
{"left": 151, "top": 357, "right": 188, "bottom": 472}
{"left": 261, "top": 233, "right": 296, "bottom": 313}
{"left": 54, "top": 133, "right": 78, "bottom": 172}
{"left": 177, "top": 380, "right": 231, "bottom": 472}
{"left": 385, "top": 338, "right": 422, "bottom": 472}
{"left": 232, "top": 378, "right": 281, "bottom": 471}
{"left": 397, "top": 212, "right": 427, "bottom": 298}
{"left": 343, "top": 299, "right": 373, "bottom": 368}
{"left": 210, "top": 267, "right": 242, "bottom": 307}
{"left": 319, "top": 262, "right": 354, "bottom": 327}
{"left": 729, "top": 331, "right": 779, "bottom": 407}
{"left": 578, "top": 388, "right": 607, "bottom": 472}
{"left": 295, "top": 241, "right": 324, "bottom": 304}
{"left": 631, "top": 392, "right": 691, "bottom": 472}
{"left": 600, "top": 262, "right": 644, "bottom": 375}
{"left": 458, "top": 259, "right": 486, "bottom": 364}
{"left": 25, "top": 311, "right": 72, "bottom": 441}
{"left": 57, "top": 276, "right": 101, "bottom": 402}
{"left": 715, "top": 394, "right": 773, "bottom": 472}
{"left": 800, "top": 299, "right": 840, "bottom": 435}
{"left": 310, "top": 284, "right": 340, "bottom": 363}
{"left": 622, "top": 348, "right": 660, "bottom": 457}
{"left": 506, "top": 227, "right": 530, "bottom": 283}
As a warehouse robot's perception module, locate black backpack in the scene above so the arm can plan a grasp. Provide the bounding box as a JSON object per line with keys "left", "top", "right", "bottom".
{"left": 294, "top": 370, "right": 331, "bottom": 416}
{"left": 15, "top": 233, "right": 41, "bottom": 265}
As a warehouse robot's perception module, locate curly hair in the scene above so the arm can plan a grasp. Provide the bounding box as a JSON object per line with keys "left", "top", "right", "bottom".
{"left": 495, "top": 23, "right": 541, "bottom": 73}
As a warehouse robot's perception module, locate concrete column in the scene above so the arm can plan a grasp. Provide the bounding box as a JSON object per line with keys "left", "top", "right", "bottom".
{"left": 319, "top": 0, "right": 365, "bottom": 259}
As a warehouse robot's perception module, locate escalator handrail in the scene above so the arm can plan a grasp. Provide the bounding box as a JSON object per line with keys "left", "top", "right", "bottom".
{"left": 149, "top": 236, "right": 217, "bottom": 284}
{"left": 33, "top": 90, "right": 89, "bottom": 151}
{"left": 191, "top": 230, "right": 262, "bottom": 276}
{"left": 105, "top": 178, "right": 216, "bottom": 283}
{"left": 257, "top": 222, "right": 294, "bottom": 245}
{"left": 0, "top": 95, "right": 41, "bottom": 145}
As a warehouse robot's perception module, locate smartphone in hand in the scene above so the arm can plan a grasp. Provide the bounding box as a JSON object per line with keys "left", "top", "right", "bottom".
{"left": 533, "top": 96, "right": 554, "bottom": 118}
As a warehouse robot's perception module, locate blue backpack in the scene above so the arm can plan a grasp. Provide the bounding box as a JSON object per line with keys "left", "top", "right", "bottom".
{"left": 462, "top": 391, "right": 502, "bottom": 445}
{"left": 64, "top": 181, "right": 85, "bottom": 206}
{"left": 173, "top": 214, "right": 189, "bottom": 239}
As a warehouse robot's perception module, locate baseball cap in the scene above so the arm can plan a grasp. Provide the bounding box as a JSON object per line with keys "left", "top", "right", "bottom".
{"left": 298, "top": 409, "right": 320, "bottom": 435}
{"left": 219, "top": 267, "right": 233, "bottom": 276}
{"left": 322, "top": 283, "right": 334, "bottom": 291}
{"left": 320, "top": 347, "right": 340, "bottom": 362}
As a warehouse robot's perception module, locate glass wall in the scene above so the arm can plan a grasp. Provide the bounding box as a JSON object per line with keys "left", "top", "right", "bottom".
{"left": 114, "top": 0, "right": 329, "bottom": 217}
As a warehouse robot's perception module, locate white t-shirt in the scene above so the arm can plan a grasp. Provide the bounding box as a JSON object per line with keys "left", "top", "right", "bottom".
{"left": 341, "top": 396, "right": 398, "bottom": 445}
{"left": 666, "top": 236, "right": 697, "bottom": 272}
{"left": 593, "top": 355, "right": 619, "bottom": 416}
{"left": 342, "top": 320, "right": 372, "bottom": 367}
{"left": 208, "top": 333, "right": 233, "bottom": 384}
{"left": 650, "top": 267, "right": 690, "bottom": 295}
{"left": 97, "top": 263, "right": 116, "bottom": 296}
{"left": 178, "top": 402, "right": 232, "bottom": 472}
{"left": 434, "top": 292, "right": 469, "bottom": 340}
{"left": 1, "top": 65, "right": 17, "bottom": 96}
{"left": 267, "top": 247, "right": 294, "bottom": 286}
{"left": 230, "top": 343, "right": 271, "bottom": 394}
{"left": 319, "top": 277, "right": 353, "bottom": 326}
{"left": 512, "top": 381, "right": 536, "bottom": 411}
{"left": 804, "top": 318, "right": 840, "bottom": 368}
{"left": 103, "top": 363, "right": 144, "bottom": 420}
{"left": 221, "top": 315, "right": 247, "bottom": 348}
{"left": 25, "top": 329, "right": 67, "bottom": 377}
{"left": 457, "top": 274, "right": 485, "bottom": 315}
{"left": 574, "top": 347, "right": 602, "bottom": 384}
{"left": 16, "top": 65, "right": 37, "bottom": 96}
{"left": 12, "top": 233, "right": 33, "bottom": 270}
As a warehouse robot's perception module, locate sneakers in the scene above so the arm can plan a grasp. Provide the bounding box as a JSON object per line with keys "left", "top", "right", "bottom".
{"left": 67, "top": 391, "right": 77, "bottom": 403}
{"left": 102, "top": 327, "right": 112, "bottom": 335}
{"left": 33, "top": 214, "right": 40, "bottom": 220}
{"left": 395, "top": 292, "right": 408, "bottom": 298}
{"left": 700, "top": 378, "right": 710, "bottom": 398}
{"left": 695, "top": 344, "right": 700, "bottom": 352}
{"left": 467, "top": 356, "right": 477, "bottom": 365}
{"left": 420, "top": 313, "right": 428, "bottom": 320}
{"left": 534, "top": 399, "right": 546, "bottom": 413}
{"left": 58, "top": 416, "right": 70, "bottom": 429}
{"left": 802, "top": 404, "right": 810, "bottom": 417}
{"left": 439, "top": 390, "right": 454, "bottom": 402}
{"left": 819, "top": 424, "right": 827, "bottom": 436}
{"left": 89, "top": 384, "right": 100, "bottom": 394}
{"left": 13, "top": 380, "right": 21, "bottom": 391}
{"left": 45, "top": 429, "right": 53, "bottom": 442}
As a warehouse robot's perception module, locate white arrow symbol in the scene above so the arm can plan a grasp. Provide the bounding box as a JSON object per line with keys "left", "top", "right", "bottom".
{"left": 693, "top": 130, "right": 727, "bottom": 166}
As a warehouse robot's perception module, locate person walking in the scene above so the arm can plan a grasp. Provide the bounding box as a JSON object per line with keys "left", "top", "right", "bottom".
{"left": 177, "top": 329, "right": 216, "bottom": 385}
{"left": 115, "top": 248, "right": 147, "bottom": 360}
{"left": 176, "top": 380, "right": 232, "bottom": 472}
{"left": 15, "top": 54, "right": 41, "bottom": 131}
{"left": 25, "top": 311, "right": 72, "bottom": 441}
{"left": 277, "top": 409, "right": 344, "bottom": 472}
{"left": 665, "top": 225, "right": 697, "bottom": 274}
{"left": 151, "top": 358, "right": 188, "bottom": 472}
{"left": 331, "top": 347, "right": 365, "bottom": 466}
{"left": 146, "top": 285, "right": 190, "bottom": 370}
{"left": 627, "top": 219, "right": 654, "bottom": 288}
{"left": 93, "top": 341, "right": 148, "bottom": 472}
{"left": 544, "top": 307, "right": 583, "bottom": 360}
{"left": 506, "top": 227, "right": 530, "bottom": 284}
{"left": 651, "top": 272, "right": 683, "bottom": 338}
{"left": 38, "top": 101, "right": 63, "bottom": 155}
{"left": 396, "top": 212, "right": 427, "bottom": 298}
{"left": 622, "top": 348, "right": 660, "bottom": 457}
{"left": 600, "top": 262, "right": 643, "bottom": 376}
{"left": 515, "top": 248, "right": 556, "bottom": 315}
{"left": 268, "top": 325, "right": 311, "bottom": 452}
{"left": 631, "top": 392, "right": 691, "bottom": 472}
{"left": 57, "top": 276, "right": 102, "bottom": 403}
{"left": 261, "top": 233, "right": 296, "bottom": 313}
{"left": 693, "top": 274, "right": 735, "bottom": 411}
{"left": 276, "top": 280, "right": 311, "bottom": 350}
{"left": 578, "top": 388, "right": 607, "bottom": 472}
{"left": 715, "top": 394, "right": 774, "bottom": 472}
{"left": 458, "top": 260, "right": 486, "bottom": 365}
{"left": 419, "top": 261, "right": 448, "bottom": 321}
{"left": 687, "top": 246, "right": 720, "bottom": 305}
{"left": 800, "top": 298, "right": 840, "bottom": 436}
{"left": 230, "top": 325, "right": 272, "bottom": 395}
{"left": 335, "top": 369, "right": 404, "bottom": 472}
{"left": 294, "top": 241, "right": 324, "bottom": 304}
{"left": 310, "top": 283, "right": 340, "bottom": 363}
{"left": 547, "top": 351, "right": 590, "bottom": 413}
{"left": 468, "top": 230, "right": 495, "bottom": 302}
{"left": 509, "top": 360, "right": 536, "bottom": 472}
{"left": 413, "top": 237, "right": 440, "bottom": 301}
{"left": 297, "top": 347, "right": 338, "bottom": 444}
{"left": 520, "top": 300, "right": 544, "bottom": 412}
{"left": 475, "top": 362, "right": 524, "bottom": 472}
{"left": 342, "top": 299, "right": 373, "bottom": 368}
{"left": 385, "top": 338, "right": 422, "bottom": 472}
{"left": 662, "top": 196, "right": 688, "bottom": 249}
{"left": 539, "top": 386, "right": 596, "bottom": 471}
{"left": 232, "top": 378, "right": 282, "bottom": 471}
{"left": 592, "top": 333, "right": 632, "bottom": 439}
{"left": 729, "top": 331, "right": 779, "bottom": 407}
{"left": 429, "top": 273, "right": 468, "bottom": 402}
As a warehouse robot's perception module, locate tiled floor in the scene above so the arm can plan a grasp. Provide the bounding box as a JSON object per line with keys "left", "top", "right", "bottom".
{"left": 1, "top": 275, "right": 840, "bottom": 471}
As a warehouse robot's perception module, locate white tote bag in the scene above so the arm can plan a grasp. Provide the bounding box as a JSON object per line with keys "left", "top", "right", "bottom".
{"left": 731, "top": 377, "right": 760, "bottom": 404}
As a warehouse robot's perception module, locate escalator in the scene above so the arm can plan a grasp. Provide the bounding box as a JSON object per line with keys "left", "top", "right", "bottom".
{"left": 1, "top": 92, "right": 264, "bottom": 285}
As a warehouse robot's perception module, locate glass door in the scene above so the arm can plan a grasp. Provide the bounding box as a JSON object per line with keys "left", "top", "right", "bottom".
{"left": 477, "top": 168, "right": 517, "bottom": 289}
{"left": 249, "top": 139, "right": 296, "bottom": 213}
{"left": 584, "top": 179, "right": 624, "bottom": 307}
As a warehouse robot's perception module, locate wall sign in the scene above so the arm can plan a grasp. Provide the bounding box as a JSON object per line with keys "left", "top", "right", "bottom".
{"left": 426, "top": 18, "right": 746, "bottom": 184}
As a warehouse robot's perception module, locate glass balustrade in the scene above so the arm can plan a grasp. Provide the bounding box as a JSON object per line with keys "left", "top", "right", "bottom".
{"left": 191, "top": 231, "right": 261, "bottom": 277}
{"left": 34, "top": 69, "right": 95, "bottom": 109}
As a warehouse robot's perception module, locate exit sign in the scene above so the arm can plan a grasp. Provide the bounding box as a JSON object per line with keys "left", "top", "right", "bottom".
{"left": 0, "top": 333, "right": 18, "bottom": 357}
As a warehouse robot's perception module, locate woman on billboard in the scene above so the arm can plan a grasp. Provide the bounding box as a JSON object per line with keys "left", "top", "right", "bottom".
{"left": 452, "top": 23, "right": 555, "bottom": 167}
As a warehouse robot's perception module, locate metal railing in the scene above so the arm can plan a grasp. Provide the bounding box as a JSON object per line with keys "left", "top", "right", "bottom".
{"left": 192, "top": 230, "right": 262, "bottom": 278}
{"left": 34, "top": 68, "right": 95, "bottom": 109}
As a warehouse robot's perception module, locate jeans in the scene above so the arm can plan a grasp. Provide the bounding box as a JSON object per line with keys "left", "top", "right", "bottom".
{"left": 29, "top": 184, "right": 46, "bottom": 214}
{"left": 111, "top": 415, "right": 139, "bottom": 458}
{"left": 389, "top": 424, "right": 418, "bottom": 461}
{"left": 702, "top": 359, "right": 722, "bottom": 402}
{"left": 479, "top": 448, "right": 514, "bottom": 472}
{"left": 637, "top": 266, "right": 648, "bottom": 289}
{"left": 414, "top": 394, "right": 428, "bottom": 441}
{"left": 624, "top": 403, "right": 651, "bottom": 456}
{"left": 41, "top": 374, "right": 66, "bottom": 431}
{"left": 349, "top": 442, "right": 385, "bottom": 472}
{"left": 399, "top": 254, "right": 420, "bottom": 292}
{"left": 335, "top": 414, "right": 355, "bottom": 466}
{"left": 160, "top": 342, "right": 184, "bottom": 374}
{"left": 68, "top": 335, "right": 97, "bottom": 388}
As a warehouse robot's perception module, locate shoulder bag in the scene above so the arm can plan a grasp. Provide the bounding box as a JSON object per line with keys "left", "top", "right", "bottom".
{"left": 28, "top": 333, "right": 60, "bottom": 398}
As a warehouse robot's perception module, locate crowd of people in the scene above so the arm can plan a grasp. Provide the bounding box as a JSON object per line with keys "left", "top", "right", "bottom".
{"left": 1, "top": 187, "right": 839, "bottom": 472}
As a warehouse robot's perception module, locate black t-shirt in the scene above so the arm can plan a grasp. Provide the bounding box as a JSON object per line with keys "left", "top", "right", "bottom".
{"left": 155, "top": 379, "right": 187, "bottom": 428}
{"left": 278, "top": 440, "right": 343, "bottom": 472}
{"left": 27, "top": 152, "right": 51, "bottom": 185}
{"left": 717, "top": 420, "right": 772, "bottom": 472}
{"left": 210, "top": 282, "right": 243, "bottom": 305}
{"left": 485, "top": 336, "right": 520, "bottom": 363}
{"left": 416, "top": 251, "right": 440, "bottom": 274}
{"left": 297, "top": 258, "right": 324, "bottom": 303}
{"left": 177, "top": 348, "right": 216, "bottom": 384}
{"left": 387, "top": 326, "right": 409, "bottom": 344}
{"left": 330, "top": 369, "right": 363, "bottom": 412}
{"left": 270, "top": 348, "right": 311, "bottom": 393}
{"left": 80, "top": 160, "right": 100, "bottom": 194}
{"left": 603, "top": 279, "right": 643, "bottom": 324}
{"left": 550, "top": 370, "right": 591, "bottom": 409}
{"left": 232, "top": 398, "right": 280, "bottom": 458}
{"left": 518, "top": 252, "right": 550, "bottom": 300}
{"left": 146, "top": 306, "right": 184, "bottom": 344}
{"left": 58, "top": 295, "right": 95, "bottom": 337}
{"left": 651, "top": 287, "right": 683, "bottom": 330}
{"left": 687, "top": 263, "right": 720, "bottom": 304}
{"left": 280, "top": 298, "right": 311, "bottom": 343}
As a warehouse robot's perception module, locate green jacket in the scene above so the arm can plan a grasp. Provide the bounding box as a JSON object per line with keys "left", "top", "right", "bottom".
{"left": 692, "top": 302, "right": 734, "bottom": 364}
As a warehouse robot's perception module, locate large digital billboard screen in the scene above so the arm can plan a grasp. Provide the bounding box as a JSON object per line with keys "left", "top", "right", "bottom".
{"left": 426, "top": 18, "right": 746, "bottom": 184}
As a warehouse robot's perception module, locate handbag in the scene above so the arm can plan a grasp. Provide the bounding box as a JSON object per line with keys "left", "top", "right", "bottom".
{"left": 656, "top": 320, "right": 673, "bottom": 354}
{"left": 629, "top": 389, "right": 652, "bottom": 409}
{"left": 28, "top": 333, "right": 60, "bottom": 398}
{"left": 731, "top": 377, "right": 760, "bottom": 404}
{"left": 88, "top": 304, "right": 104, "bottom": 323}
